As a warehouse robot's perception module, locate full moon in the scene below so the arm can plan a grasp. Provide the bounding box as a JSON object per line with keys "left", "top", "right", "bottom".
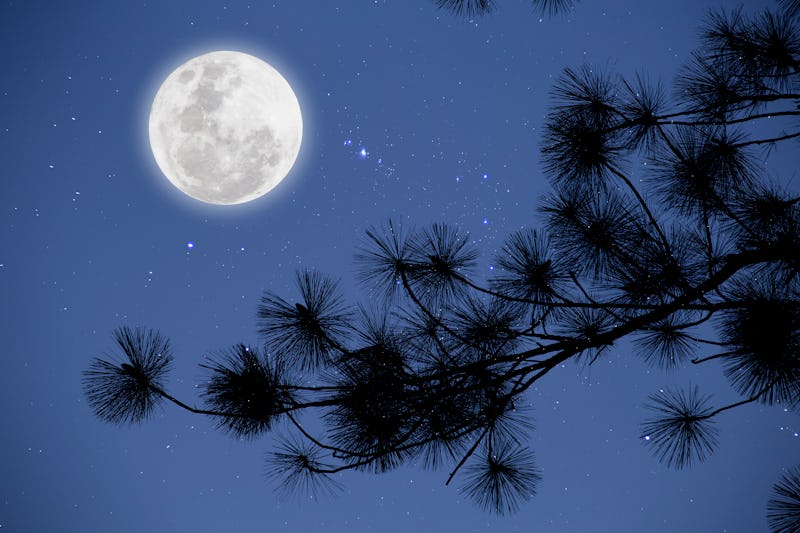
{"left": 148, "top": 51, "right": 302, "bottom": 205}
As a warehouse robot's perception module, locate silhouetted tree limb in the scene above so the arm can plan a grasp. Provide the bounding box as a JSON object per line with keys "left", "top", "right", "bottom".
{"left": 768, "top": 465, "right": 800, "bottom": 532}
{"left": 84, "top": 3, "right": 800, "bottom": 525}
{"left": 83, "top": 326, "right": 172, "bottom": 425}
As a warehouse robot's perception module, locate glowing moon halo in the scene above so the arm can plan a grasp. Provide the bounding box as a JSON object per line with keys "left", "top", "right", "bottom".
{"left": 148, "top": 51, "right": 302, "bottom": 205}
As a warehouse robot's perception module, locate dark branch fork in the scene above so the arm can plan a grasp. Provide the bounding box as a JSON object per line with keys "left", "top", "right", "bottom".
{"left": 147, "top": 241, "right": 790, "bottom": 477}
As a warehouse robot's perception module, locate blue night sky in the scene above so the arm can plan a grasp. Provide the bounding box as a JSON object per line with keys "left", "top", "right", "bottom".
{"left": 1, "top": 0, "right": 797, "bottom": 531}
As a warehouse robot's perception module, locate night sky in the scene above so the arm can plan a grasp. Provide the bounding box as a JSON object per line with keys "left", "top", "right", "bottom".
{"left": 1, "top": 1, "right": 797, "bottom": 531}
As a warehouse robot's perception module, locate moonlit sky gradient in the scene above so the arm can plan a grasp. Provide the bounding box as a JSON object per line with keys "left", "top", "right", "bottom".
{"left": 1, "top": 1, "right": 797, "bottom": 531}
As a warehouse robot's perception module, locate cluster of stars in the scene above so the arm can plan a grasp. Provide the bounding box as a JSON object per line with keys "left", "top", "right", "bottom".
{"left": 342, "top": 137, "right": 395, "bottom": 179}
{"left": 343, "top": 138, "right": 369, "bottom": 160}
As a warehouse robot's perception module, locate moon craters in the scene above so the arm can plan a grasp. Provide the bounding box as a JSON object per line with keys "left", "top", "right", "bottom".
{"left": 149, "top": 51, "right": 302, "bottom": 205}
{"left": 178, "top": 105, "right": 204, "bottom": 132}
{"left": 179, "top": 70, "right": 195, "bottom": 83}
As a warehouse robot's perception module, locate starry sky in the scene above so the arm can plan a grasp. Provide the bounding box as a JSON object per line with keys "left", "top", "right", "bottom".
{"left": 1, "top": 0, "right": 797, "bottom": 531}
